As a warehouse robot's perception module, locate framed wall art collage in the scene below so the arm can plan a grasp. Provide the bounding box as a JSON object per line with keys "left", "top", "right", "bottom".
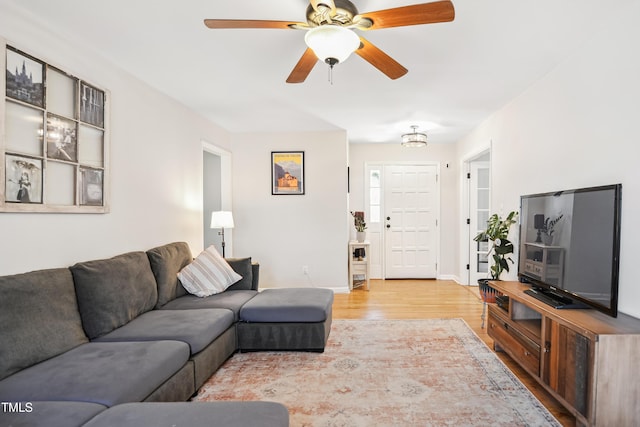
{"left": 1, "top": 41, "right": 110, "bottom": 213}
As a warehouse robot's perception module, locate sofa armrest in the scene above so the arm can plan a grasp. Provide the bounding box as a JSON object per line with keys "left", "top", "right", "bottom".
{"left": 251, "top": 262, "right": 260, "bottom": 291}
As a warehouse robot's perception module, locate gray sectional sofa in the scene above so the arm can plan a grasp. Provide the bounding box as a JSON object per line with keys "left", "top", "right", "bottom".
{"left": 0, "top": 242, "right": 334, "bottom": 427}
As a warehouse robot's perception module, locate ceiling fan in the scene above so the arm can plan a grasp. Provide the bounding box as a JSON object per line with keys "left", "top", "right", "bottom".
{"left": 204, "top": 0, "right": 455, "bottom": 83}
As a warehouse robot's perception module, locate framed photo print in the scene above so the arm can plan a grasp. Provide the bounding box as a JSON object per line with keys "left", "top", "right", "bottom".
{"left": 271, "top": 151, "right": 304, "bottom": 195}
{"left": 5, "top": 47, "right": 45, "bottom": 108}
{"left": 1, "top": 44, "right": 109, "bottom": 213}
{"left": 46, "top": 113, "right": 78, "bottom": 162}
{"left": 80, "top": 82, "right": 105, "bottom": 128}
{"left": 79, "top": 167, "right": 103, "bottom": 206}
{"left": 5, "top": 154, "right": 43, "bottom": 204}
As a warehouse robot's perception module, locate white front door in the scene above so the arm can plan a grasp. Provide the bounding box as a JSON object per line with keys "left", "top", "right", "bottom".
{"left": 384, "top": 164, "right": 438, "bottom": 279}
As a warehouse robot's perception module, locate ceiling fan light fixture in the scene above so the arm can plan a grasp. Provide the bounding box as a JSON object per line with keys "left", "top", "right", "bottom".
{"left": 304, "top": 25, "right": 360, "bottom": 65}
{"left": 401, "top": 125, "right": 428, "bottom": 148}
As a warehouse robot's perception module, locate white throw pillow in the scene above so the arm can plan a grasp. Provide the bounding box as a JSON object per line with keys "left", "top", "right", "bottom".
{"left": 177, "top": 246, "right": 242, "bottom": 297}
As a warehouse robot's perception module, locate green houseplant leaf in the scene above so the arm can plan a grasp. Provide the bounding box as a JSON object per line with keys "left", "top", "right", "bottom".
{"left": 474, "top": 211, "right": 518, "bottom": 280}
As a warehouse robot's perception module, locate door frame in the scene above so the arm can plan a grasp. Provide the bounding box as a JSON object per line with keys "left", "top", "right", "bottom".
{"left": 364, "top": 161, "right": 441, "bottom": 279}
{"left": 459, "top": 146, "right": 491, "bottom": 285}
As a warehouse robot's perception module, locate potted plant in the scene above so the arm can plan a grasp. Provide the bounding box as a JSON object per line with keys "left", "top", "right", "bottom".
{"left": 541, "top": 214, "right": 563, "bottom": 245}
{"left": 350, "top": 211, "right": 367, "bottom": 242}
{"left": 473, "top": 211, "right": 518, "bottom": 301}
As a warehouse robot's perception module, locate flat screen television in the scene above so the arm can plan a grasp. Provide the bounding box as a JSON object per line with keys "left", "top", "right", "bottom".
{"left": 517, "top": 184, "right": 622, "bottom": 317}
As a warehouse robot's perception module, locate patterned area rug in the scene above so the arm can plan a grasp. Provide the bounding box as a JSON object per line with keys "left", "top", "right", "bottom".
{"left": 194, "top": 319, "right": 560, "bottom": 427}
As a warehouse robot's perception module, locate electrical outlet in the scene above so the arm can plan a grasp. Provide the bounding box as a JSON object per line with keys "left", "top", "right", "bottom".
{"left": 302, "top": 265, "right": 309, "bottom": 275}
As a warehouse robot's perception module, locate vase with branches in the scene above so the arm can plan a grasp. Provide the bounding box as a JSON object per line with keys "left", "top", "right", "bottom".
{"left": 541, "top": 214, "right": 563, "bottom": 245}
{"left": 351, "top": 211, "right": 367, "bottom": 242}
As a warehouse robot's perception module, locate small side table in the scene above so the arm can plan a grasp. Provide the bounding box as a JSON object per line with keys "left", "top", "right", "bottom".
{"left": 348, "top": 241, "right": 370, "bottom": 291}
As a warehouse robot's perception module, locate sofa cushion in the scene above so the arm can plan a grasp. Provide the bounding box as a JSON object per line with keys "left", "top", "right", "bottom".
{"left": 225, "top": 257, "right": 253, "bottom": 291}
{"left": 160, "top": 290, "right": 258, "bottom": 321}
{"left": 177, "top": 246, "right": 241, "bottom": 297}
{"left": 94, "top": 308, "right": 235, "bottom": 354}
{"left": 0, "top": 341, "right": 190, "bottom": 407}
{"left": 82, "top": 402, "right": 289, "bottom": 427}
{"left": 0, "top": 268, "right": 88, "bottom": 381}
{"left": 146, "top": 241, "right": 192, "bottom": 308}
{"left": 0, "top": 401, "right": 107, "bottom": 427}
{"left": 71, "top": 252, "right": 158, "bottom": 339}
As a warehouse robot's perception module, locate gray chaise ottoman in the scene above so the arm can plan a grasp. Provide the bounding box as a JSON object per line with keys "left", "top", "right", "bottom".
{"left": 237, "top": 288, "right": 333, "bottom": 352}
{"left": 82, "top": 402, "right": 289, "bottom": 427}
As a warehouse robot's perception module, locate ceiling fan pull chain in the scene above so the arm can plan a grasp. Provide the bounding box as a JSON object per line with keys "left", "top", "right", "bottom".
{"left": 328, "top": 64, "right": 333, "bottom": 85}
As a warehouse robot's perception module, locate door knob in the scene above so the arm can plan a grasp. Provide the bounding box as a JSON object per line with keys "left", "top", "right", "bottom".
{"left": 386, "top": 216, "right": 391, "bottom": 220}
{"left": 386, "top": 224, "right": 391, "bottom": 229}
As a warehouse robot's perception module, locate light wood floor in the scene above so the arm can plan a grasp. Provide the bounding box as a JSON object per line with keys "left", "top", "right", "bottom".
{"left": 332, "top": 279, "right": 574, "bottom": 426}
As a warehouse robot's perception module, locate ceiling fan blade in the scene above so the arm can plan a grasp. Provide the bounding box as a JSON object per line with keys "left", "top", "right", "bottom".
{"left": 360, "top": 1, "right": 455, "bottom": 30}
{"left": 204, "top": 19, "right": 303, "bottom": 30}
{"left": 286, "top": 48, "right": 318, "bottom": 83}
{"left": 355, "top": 37, "right": 408, "bottom": 80}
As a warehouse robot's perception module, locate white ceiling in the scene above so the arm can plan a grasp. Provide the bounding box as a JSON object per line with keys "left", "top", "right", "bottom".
{"left": 5, "top": 0, "right": 621, "bottom": 144}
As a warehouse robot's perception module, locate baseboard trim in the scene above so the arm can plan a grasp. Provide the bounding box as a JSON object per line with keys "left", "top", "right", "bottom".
{"left": 260, "top": 285, "right": 350, "bottom": 294}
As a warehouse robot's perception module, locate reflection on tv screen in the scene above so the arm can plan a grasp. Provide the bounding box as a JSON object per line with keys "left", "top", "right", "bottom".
{"left": 519, "top": 185, "right": 620, "bottom": 315}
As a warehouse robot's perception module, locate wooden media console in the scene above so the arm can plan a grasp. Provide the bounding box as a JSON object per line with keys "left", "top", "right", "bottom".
{"left": 487, "top": 281, "right": 640, "bottom": 427}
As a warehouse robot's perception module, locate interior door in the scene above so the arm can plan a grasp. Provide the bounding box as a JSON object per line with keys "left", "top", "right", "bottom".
{"left": 384, "top": 164, "right": 438, "bottom": 278}
{"left": 469, "top": 161, "right": 490, "bottom": 284}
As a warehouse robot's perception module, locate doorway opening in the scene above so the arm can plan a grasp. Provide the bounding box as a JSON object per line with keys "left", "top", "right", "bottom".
{"left": 202, "top": 142, "right": 233, "bottom": 255}
{"left": 462, "top": 149, "right": 491, "bottom": 285}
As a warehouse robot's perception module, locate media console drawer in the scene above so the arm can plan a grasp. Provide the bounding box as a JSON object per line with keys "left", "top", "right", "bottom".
{"left": 524, "top": 260, "right": 543, "bottom": 276}
{"left": 487, "top": 309, "right": 540, "bottom": 376}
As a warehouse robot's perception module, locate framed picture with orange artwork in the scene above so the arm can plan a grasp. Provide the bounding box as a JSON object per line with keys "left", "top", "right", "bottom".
{"left": 271, "top": 151, "right": 305, "bottom": 195}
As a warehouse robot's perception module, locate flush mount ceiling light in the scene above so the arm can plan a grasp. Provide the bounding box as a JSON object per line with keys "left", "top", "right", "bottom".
{"left": 304, "top": 25, "right": 361, "bottom": 67}
{"left": 401, "top": 125, "right": 428, "bottom": 147}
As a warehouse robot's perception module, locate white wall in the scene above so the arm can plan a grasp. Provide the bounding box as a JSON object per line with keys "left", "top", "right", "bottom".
{"left": 349, "top": 143, "right": 459, "bottom": 280}
{"left": 456, "top": 0, "right": 640, "bottom": 317}
{"left": 0, "top": 7, "right": 231, "bottom": 275}
{"left": 231, "top": 131, "right": 349, "bottom": 291}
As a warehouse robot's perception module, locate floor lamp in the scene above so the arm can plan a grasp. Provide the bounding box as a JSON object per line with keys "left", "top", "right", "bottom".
{"left": 210, "top": 211, "right": 234, "bottom": 258}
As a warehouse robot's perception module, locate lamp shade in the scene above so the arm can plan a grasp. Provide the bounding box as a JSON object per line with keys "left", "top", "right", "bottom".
{"left": 304, "top": 25, "right": 360, "bottom": 64}
{"left": 211, "top": 211, "right": 234, "bottom": 229}
{"left": 534, "top": 214, "right": 545, "bottom": 229}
